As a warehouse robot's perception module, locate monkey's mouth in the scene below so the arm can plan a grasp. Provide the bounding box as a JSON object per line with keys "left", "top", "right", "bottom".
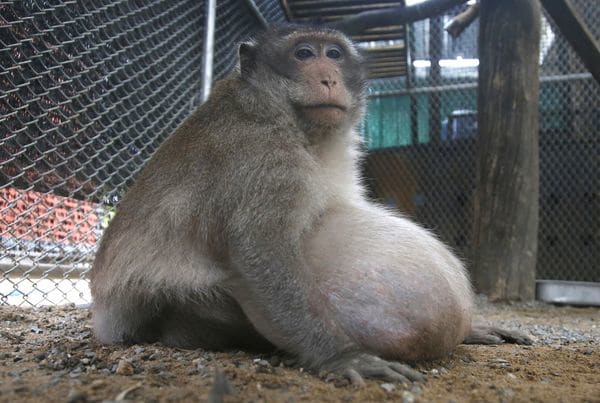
{"left": 302, "top": 104, "right": 347, "bottom": 112}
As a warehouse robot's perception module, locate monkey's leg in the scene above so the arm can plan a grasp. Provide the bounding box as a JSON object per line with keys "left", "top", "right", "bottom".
{"left": 93, "top": 288, "right": 271, "bottom": 350}
{"left": 157, "top": 294, "right": 273, "bottom": 351}
{"left": 463, "top": 325, "right": 533, "bottom": 345}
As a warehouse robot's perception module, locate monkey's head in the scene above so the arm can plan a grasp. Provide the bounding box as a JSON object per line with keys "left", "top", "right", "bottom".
{"left": 238, "top": 25, "right": 367, "bottom": 137}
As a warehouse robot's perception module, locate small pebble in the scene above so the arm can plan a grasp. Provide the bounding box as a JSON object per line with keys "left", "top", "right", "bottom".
{"left": 254, "top": 359, "right": 270, "bottom": 367}
{"left": 115, "top": 359, "right": 134, "bottom": 376}
{"left": 196, "top": 364, "right": 210, "bottom": 377}
{"left": 256, "top": 365, "right": 275, "bottom": 374}
{"left": 401, "top": 390, "right": 415, "bottom": 403}
{"left": 381, "top": 383, "right": 395, "bottom": 392}
{"left": 30, "top": 325, "right": 43, "bottom": 334}
{"left": 83, "top": 351, "right": 96, "bottom": 359}
{"left": 69, "top": 367, "right": 84, "bottom": 378}
{"left": 488, "top": 358, "right": 511, "bottom": 369}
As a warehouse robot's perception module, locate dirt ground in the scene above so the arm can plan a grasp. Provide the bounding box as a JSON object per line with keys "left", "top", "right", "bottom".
{"left": 1, "top": 299, "right": 599, "bottom": 403}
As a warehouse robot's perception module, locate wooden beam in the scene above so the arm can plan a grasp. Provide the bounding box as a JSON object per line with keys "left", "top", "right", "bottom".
{"left": 444, "top": 1, "right": 480, "bottom": 38}
{"left": 540, "top": 0, "right": 600, "bottom": 83}
{"left": 328, "top": 0, "right": 467, "bottom": 36}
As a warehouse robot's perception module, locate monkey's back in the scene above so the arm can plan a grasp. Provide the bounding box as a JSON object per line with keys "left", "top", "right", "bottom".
{"left": 90, "top": 76, "right": 248, "bottom": 298}
{"left": 89, "top": 73, "right": 310, "bottom": 302}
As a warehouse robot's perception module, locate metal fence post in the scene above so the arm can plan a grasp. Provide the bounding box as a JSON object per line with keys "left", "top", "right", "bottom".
{"left": 202, "top": 0, "right": 217, "bottom": 102}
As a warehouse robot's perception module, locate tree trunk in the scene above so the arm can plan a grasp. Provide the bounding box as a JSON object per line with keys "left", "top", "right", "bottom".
{"left": 471, "top": 0, "right": 541, "bottom": 301}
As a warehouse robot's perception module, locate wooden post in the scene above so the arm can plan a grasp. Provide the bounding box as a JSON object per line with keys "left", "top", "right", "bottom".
{"left": 471, "top": 0, "right": 541, "bottom": 300}
{"left": 428, "top": 16, "right": 443, "bottom": 144}
{"left": 407, "top": 25, "right": 419, "bottom": 145}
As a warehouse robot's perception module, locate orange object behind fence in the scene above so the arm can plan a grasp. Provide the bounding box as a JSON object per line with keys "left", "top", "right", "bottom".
{"left": 0, "top": 187, "right": 99, "bottom": 246}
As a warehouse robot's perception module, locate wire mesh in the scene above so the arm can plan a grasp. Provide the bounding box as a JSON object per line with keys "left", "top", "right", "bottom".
{"left": 1, "top": 0, "right": 598, "bottom": 306}
{"left": 536, "top": 0, "right": 599, "bottom": 282}
{"left": 362, "top": 1, "right": 599, "bottom": 283}
{"left": 0, "top": 0, "right": 281, "bottom": 306}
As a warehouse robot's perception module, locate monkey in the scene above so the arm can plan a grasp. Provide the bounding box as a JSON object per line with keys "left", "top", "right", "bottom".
{"left": 90, "top": 24, "right": 531, "bottom": 385}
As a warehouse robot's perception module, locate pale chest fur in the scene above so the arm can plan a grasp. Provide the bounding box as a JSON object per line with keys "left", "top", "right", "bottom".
{"left": 311, "top": 130, "right": 366, "bottom": 207}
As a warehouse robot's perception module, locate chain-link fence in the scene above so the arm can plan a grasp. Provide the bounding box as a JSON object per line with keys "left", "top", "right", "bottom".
{"left": 363, "top": 1, "right": 599, "bottom": 283}
{"left": 0, "top": 0, "right": 284, "bottom": 305}
{"left": 1, "top": 0, "right": 598, "bottom": 306}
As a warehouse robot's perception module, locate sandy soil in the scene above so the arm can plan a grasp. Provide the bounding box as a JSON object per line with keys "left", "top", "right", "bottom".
{"left": 0, "top": 300, "right": 598, "bottom": 403}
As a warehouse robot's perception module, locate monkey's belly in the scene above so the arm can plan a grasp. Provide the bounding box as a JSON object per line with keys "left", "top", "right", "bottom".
{"left": 322, "top": 270, "right": 471, "bottom": 360}
{"left": 306, "top": 204, "right": 473, "bottom": 361}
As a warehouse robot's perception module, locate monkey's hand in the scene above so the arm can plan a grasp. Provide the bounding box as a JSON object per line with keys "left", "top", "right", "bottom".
{"left": 323, "top": 353, "right": 425, "bottom": 387}
{"left": 464, "top": 325, "right": 533, "bottom": 345}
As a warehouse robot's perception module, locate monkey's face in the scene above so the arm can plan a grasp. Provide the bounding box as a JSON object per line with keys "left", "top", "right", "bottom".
{"left": 239, "top": 26, "right": 367, "bottom": 135}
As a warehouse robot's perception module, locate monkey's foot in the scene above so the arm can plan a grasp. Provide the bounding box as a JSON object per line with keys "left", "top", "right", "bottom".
{"left": 325, "top": 353, "right": 425, "bottom": 387}
{"left": 464, "top": 325, "right": 533, "bottom": 345}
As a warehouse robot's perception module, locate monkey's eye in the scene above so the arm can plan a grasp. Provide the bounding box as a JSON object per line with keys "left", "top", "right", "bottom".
{"left": 295, "top": 46, "right": 315, "bottom": 60}
{"left": 326, "top": 46, "right": 343, "bottom": 59}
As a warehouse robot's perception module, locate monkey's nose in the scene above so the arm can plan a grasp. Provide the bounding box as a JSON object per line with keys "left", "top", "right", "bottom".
{"left": 321, "top": 79, "right": 337, "bottom": 88}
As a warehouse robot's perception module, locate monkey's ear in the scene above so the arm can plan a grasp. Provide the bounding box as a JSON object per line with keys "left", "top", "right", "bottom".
{"left": 239, "top": 41, "right": 257, "bottom": 78}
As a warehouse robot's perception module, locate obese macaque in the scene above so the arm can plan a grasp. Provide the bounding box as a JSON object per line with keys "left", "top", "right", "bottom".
{"left": 90, "top": 25, "right": 530, "bottom": 385}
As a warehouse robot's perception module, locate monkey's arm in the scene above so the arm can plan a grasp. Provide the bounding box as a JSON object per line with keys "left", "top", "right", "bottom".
{"left": 224, "top": 162, "right": 423, "bottom": 384}
{"left": 229, "top": 222, "right": 423, "bottom": 384}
